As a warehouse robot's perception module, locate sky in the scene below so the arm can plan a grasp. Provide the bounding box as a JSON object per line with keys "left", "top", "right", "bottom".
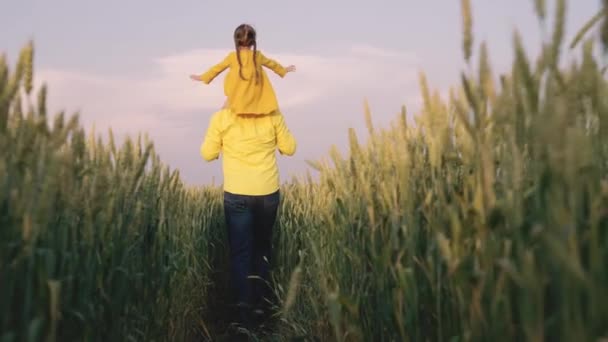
{"left": 1, "top": 0, "right": 601, "bottom": 185}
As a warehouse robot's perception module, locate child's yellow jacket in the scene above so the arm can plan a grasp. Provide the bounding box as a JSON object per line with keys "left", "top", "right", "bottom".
{"left": 198, "top": 50, "right": 287, "bottom": 115}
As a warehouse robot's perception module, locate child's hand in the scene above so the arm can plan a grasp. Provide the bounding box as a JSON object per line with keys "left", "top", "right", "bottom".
{"left": 286, "top": 65, "right": 296, "bottom": 73}
{"left": 190, "top": 75, "right": 201, "bottom": 81}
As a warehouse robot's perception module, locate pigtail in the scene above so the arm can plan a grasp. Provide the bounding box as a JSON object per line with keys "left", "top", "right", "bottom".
{"left": 236, "top": 43, "right": 245, "bottom": 81}
{"left": 233, "top": 23, "right": 258, "bottom": 82}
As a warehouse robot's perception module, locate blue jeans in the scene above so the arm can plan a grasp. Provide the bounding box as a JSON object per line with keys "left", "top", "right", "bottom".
{"left": 223, "top": 190, "right": 280, "bottom": 327}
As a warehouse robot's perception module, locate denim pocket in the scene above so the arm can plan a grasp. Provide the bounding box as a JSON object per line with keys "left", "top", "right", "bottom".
{"left": 224, "top": 192, "right": 247, "bottom": 212}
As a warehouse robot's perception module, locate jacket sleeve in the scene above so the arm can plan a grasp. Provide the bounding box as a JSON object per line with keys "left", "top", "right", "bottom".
{"left": 200, "top": 112, "right": 223, "bottom": 161}
{"left": 199, "top": 54, "right": 231, "bottom": 84}
{"left": 273, "top": 113, "right": 296, "bottom": 156}
{"left": 259, "top": 52, "right": 287, "bottom": 78}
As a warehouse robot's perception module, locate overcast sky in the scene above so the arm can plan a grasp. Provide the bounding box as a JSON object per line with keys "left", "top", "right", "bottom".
{"left": 1, "top": 0, "right": 600, "bottom": 185}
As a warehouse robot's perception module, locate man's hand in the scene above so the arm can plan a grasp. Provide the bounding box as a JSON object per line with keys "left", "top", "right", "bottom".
{"left": 285, "top": 65, "right": 296, "bottom": 73}
{"left": 190, "top": 75, "right": 201, "bottom": 81}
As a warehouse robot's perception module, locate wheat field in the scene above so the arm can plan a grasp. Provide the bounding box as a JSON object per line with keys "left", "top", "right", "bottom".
{"left": 1, "top": 1, "right": 608, "bottom": 341}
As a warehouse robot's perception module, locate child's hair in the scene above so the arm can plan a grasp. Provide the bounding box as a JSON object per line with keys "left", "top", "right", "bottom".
{"left": 233, "top": 24, "right": 259, "bottom": 83}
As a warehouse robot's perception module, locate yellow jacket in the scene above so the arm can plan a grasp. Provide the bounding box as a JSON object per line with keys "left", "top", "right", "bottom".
{"left": 198, "top": 50, "right": 287, "bottom": 115}
{"left": 200, "top": 109, "right": 296, "bottom": 195}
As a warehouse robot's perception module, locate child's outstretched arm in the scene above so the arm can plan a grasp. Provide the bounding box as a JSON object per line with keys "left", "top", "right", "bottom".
{"left": 259, "top": 52, "right": 295, "bottom": 78}
{"left": 190, "top": 54, "right": 231, "bottom": 84}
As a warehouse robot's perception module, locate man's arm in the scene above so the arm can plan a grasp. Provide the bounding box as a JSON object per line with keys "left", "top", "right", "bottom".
{"left": 200, "top": 113, "right": 223, "bottom": 161}
{"left": 273, "top": 113, "right": 296, "bottom": 156}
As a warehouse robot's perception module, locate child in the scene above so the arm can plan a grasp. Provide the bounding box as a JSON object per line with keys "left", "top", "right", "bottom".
{"left": 190, "top": 23, "right": 296, "bottom": 115}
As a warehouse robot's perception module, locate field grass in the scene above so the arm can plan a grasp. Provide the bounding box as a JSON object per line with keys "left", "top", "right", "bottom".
{"left": 2, "top": 0, "right": 608, "bottom": 341}
{"left": 0, "top": 42, "right": 228, "bottom": 341}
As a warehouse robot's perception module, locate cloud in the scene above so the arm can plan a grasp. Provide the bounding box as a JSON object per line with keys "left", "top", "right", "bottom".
{"left": 349, "top": 44, "right": 416, "bottom": 59}
{"left": 36, "top": 44, "right": 423, "bottom": 184}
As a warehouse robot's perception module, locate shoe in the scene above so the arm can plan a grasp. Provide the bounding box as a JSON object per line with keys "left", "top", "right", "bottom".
{"left": 227, "top": 322, "right": 253, "bottom": 341}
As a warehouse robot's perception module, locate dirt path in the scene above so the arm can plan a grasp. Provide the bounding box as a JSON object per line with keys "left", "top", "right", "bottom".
{"left": 194, "top": 269, "right": 287, "bottom": 341}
